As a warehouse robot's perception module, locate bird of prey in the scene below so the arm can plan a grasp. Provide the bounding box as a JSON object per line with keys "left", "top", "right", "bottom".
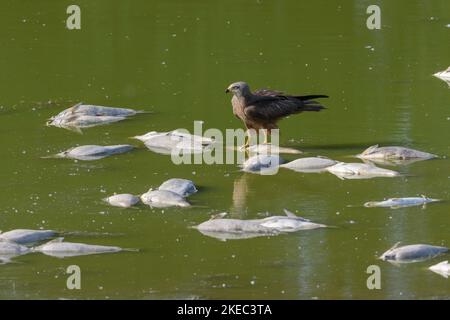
{"left": 225, "top": 81, "right": 328, "bottom": 148}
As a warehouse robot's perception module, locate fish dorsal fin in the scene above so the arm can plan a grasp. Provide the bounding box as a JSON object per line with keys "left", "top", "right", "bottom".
{"left": 211, "top": 212, "right": 227, "bottom": 220}
{"left": 367, "top": 162, "right": 376, "bottom": 167}
{"left": 46, "top": 237, "right": 64, "bottom": 244}
{"left": 283, "top": 209, "right": 310, "bottom": 221}
{"left": 283, "top": 209, "right": 297, "bottom": 218}
{"left": 362, "top": 144, "right": 379, "bottom": 155}
{"left": 70, "top": 102, "right": 83, "bottom": 114}
{"left": 387, "top": 242, "right": 401, "bottom": 252}
{"left": 66, "top": 125, "right": 83, "bottom": 134}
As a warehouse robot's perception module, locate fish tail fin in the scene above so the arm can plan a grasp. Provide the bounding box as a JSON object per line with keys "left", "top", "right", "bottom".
{"left": 122, "top": 248, "right": 140, "bottom": 253}
{"left": 135, "top": 110, "right": 154, "bottom": 114}
{"left": 41, "top": 153, "right": 65, "bottom": 159}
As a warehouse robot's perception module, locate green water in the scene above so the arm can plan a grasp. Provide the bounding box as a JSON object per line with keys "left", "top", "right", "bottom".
{"left": 0, "top": 0, "right": 449, "bottom": 299}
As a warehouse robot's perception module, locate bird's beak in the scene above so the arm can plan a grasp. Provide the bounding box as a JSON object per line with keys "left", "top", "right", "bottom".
{"left": 225, "top": 88, "right": 230, "bottom": 93}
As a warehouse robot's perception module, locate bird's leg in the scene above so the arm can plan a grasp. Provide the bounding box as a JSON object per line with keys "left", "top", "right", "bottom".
{"left": 263, "top": 129, "right": 271, "bottom": 144}
{"left": 240, "top": 130, "right": 250, "bottom": 150}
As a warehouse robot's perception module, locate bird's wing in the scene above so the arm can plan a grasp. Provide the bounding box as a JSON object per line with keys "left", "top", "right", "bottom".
{"left": 253, "top": 88, "right": 285, "bottom": 97}
{"left": 244, "top": 95, "right": 304, "bottom": 120}
{"left": 254, "top": 89, "right": 328, "bottom": 101}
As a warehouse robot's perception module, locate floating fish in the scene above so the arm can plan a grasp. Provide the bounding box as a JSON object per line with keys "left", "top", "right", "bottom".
{"left": 242, "top": 155, "right": 283, "bottom": 174}
{"left": 356, "top": 145, "right": 437, "bottom": 161}
{"left": 48, "top": 144, "right": 134, "bottom": 161}
{"left": 33, "top": 237, "right": 125, "bottom": 258}
{"left": 158, "top": 178, "right": 197, "bottom": 198}
{"left": 140, "top": 189, "right": 190, "bottom": 208}
{"left": 104, "top": 194, "right": 140, "bottom": 208}
{"left": 0, "top": 241, "right": 31, "bottom": 264}
{"left": 133, "top": 130, "right": 214, "bottom": 155}
{"left": 379, "top": 242, "right": 448, "bottom": 263}
{"left": 429, "top": 261, "right": 450, "bottom": 278}
{"left": 193, "top": 209, "right": 327, "bottom": 240}
{"left": 326, "top": 162, "right": 400, "bottom": 180}
{"left": 52, "top": 103, "right": 140, "bottom": 118}
{"left": 280, "top": 157, "right": 337, "bottom": 173}
{"left": 0, "top": 240, "right": 31, "bottom": 254}
{"left": 47, "top": 103, "right": 143, "bottom": 131}
{"left": 49, "top": 115, "right": 127, "bottom": 132}
{"left": 433, "top": 67, "right": 450, "bottom": 87}
{"left": 364, "top": 196, "right": 440, "bottom": 209}
{"left": 361, "top": 158, "right": 427, "bottom": 167}
{"left": 0, "top": 229, "right": 57, "bottom": 244}
{"left": 259, "top": 209, "right": 328, "bottom": 231}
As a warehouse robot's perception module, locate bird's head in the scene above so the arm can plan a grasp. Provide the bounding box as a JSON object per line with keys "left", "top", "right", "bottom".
{"left": 225, "top": 81, "right": 250, "bottom": 97}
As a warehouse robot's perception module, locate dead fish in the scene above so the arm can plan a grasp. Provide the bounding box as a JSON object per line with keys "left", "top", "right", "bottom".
{"left": 434, "top": 67, "right": 450, "bottom": 87}
{"left": 48, "top": 114, "right": 127, "bottom": 132}
{"left": 429, "top": 261, "right": 450, "bottom": 278}
{"left": 242, "top": 155, "right": 283, "bottom": 174}
{"left": 194, "top": 216, "right": 278, "bottom": 240}
{"left": 280, "top": 157, "right": 337, "bottom": 173}
{"left": 356, "top": 145, "right": 437, "bottom": 160}
{"left": 133, "top": 130, "right": 214, "bottom": 155}
{"left": 258, "top": 209, "right": 328, "bottom": 231}
{"left": 0, "top": 229, "right": 57, "bottom": 244}
{"left": 140, "top": 189, "right": 190, "bottom": 208}
{"left": 193, "top": 209, "right": 327, "bottom": 240}
{"left": 364, "top": 196, "right": 440, "bottom": 209}
{"left": 158, "top": 178, "right": 197, "bottom": 197}
{"left": 33, "top": 237, "right": 125, "bottom": 258}
{"left": 47, "top": 103, "right": 143, "bottom": 131}
{"left": 379, "top": 242, "right": 449, "bottom": 263}
{"left": 104, "top": 194, "right": 140, "bottom": 208}
{"left": 361, "top": 158, "right": 426, "bottom": 167}
{"left": 0, "top": 240, "right": 31, "bottom": 263}
{"left": 50, "top": 144, "right": 134, "bottom": 161}
{"left": 52, "top": 103, "right": 140, "bottom": 118}
{"left": 326, "top": 162, "right": 400, "bottom": 179}
{"left": 0, "top": 240, "right": 31, "bottom": 255}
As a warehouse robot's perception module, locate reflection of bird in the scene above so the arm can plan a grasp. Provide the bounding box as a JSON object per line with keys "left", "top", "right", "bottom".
{"left": 226, "top": 81, "right": 328, "bottom": 148}
{"left": 231, "top": 174, "right": 250, "bottom": 216}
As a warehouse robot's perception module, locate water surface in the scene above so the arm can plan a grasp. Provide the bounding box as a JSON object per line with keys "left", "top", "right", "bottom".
{"left": 0, "top": 0, "right": 449, "bottom": 299}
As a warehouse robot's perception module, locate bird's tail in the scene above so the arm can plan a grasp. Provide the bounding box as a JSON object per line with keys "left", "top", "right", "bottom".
{"left": 296, "top": 95, "right": 329, "bottom": 101}
{"left": 296, "top": 95, "right": 328, "bottom": 112}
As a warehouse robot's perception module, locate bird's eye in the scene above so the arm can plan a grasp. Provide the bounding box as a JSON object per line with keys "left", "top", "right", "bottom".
{"left": 232, "top": 86, "right": 239, "bottom": 90}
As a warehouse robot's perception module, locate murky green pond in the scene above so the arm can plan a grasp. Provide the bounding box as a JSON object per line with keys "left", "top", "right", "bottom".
{"left": 0, "top": 0, "right": 449, "bottom": 299}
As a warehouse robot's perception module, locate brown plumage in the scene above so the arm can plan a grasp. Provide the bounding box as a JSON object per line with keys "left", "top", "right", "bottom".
{"left": 225, "top": 81, "right": 328, "bottom": 146}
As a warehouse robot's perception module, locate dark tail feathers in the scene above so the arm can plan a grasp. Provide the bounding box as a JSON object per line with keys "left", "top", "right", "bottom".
{"left": 295, "top": 95, "right": 329, "bottom": 101}
{"left": 298, "top": 95, "right": 328, "bottom": 112}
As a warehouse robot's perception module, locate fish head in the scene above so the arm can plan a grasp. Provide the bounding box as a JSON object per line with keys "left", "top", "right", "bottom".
{"left": 379, "top": 242, "right": 401, "bottom": 260}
